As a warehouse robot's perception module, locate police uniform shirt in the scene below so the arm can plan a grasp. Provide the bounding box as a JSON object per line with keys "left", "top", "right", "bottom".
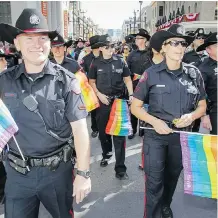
{"left": 133, "top": 61, "right": 206, "bottom": 122}
{"left": 198, "top": 57, "right": 217, "bottom": 105}
{"left": 80, "top": 52, "right": 96, "bottom": 76}
{"left": 50, "top": 56, "right": 80, "bottom": 74}
{"left": 127, "top": 49, "right": 149, "bottom": 77}
{"left": 89, "top": 55, "right": 131, "bottom": 96}
{"left": 74, "top": 47, "right": 83, "bottom": 61}
{"left": 183, "top": 50, "right": 208, "bottom": 66}
{"left": 0, "top": 60, "right": 87, "bottom": 157}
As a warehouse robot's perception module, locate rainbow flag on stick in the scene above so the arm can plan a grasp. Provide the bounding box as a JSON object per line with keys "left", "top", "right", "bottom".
{"left": 106, "top": 99, "right": 133, "bottom": 136}
{"left": 75, "top": 71, "right": 100, "bottom": 112}
{"left": 180, "top": 132, "right": 217, "bottom": 199}
{"left": 0, "top": 99, "right": 18, "bottom": 153}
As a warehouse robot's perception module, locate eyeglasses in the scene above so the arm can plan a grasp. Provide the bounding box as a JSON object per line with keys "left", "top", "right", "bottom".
{"left": 164, "top": 40, "right": 188, "bottom": 48}
{"left": 196, "top": 36, "right": 205, "bottom": 40}
{"left": 104, "top": 45, "right": 114, "bottom": 49}
{"left": 124, "top": 47, "right": 129, "bottom": 50}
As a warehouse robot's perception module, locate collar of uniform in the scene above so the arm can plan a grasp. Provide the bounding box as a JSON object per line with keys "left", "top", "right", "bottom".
{"left": 15, "top": 59, "right": 56, "bottom": 80}
{"left": 136, "top": 49, "right": 147, "bottom": 53}
{"left": 156, "top": 60, "right": 183, "bottom": 74}
{"left": 208, "top": 57, "right": 217, "bottom": 66}
{"left": 99, "top": 55, "right": 118, "bottom": 63}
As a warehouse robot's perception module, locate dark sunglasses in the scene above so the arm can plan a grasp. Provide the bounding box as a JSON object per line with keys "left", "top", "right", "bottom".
{"left": 196, "top": 36, "right": 205, "bottom": 40}
{"left": 164, "top": 40, "right": 188, "bottom": 48}
{"left": 124, "top": 47, "right": 129, "bottom": 50}
{"left": 104, "top": 44, "right": 114, "bottom": 49}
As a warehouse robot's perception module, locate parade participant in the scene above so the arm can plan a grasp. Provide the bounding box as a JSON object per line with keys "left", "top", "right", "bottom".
{"left": 183, "top": 28, "right": 208, "bottom": 65}
{"left": 89, "top": 35, "right": 133, "bottom": 180}
{"left": 0, "top": 8, "right": 91, "bottom": 218}
{"left": 78, "top": 43, "right": 92, "bottom": 63}
{"left": 196, "top": 32, "right": 218, "bottom": 135}
{"left": 50, "top": 33, "right": 81, "bottom": 74}
{"left": 74, "top": 37, "right": 86, "bottom": 61}
{"left": 125, "top": 34, "right": 137, "bottom": 50}
{"left": 80, "top": 35, "right": 101, "bottom": 138}
{"left": 131, "top": 24, "right": 206, "bottom": 218}
{"left": 122, "top": 44, "right": 130, "bottom": 61}
{"left": 127, "top": 28, "right": 150, "bottom": 139}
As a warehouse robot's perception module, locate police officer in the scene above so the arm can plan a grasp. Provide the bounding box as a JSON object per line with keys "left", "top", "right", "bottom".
{"left": 80, "top": 35, "right": 101, "bottom": 138}
{"left": 183, "top": 28, "right": 208, "bottom": 65}
{"left": 196, "top": 32, "right": 218, "bottom": 135}
{"left": 74, "top": 37, "right": 86, "bottom": 61}
{"left": 0, "top": 9, "right": 91, "bottom": 218}
{"left": 89, "top": 35, "right": 133, "bottom": 180}
{"left": 131, "top": 24, "right": 206, "bottom": 218}
{"left": 127, "top": 28, "right": 150, "bottom": 139}
{"left": 50, "top": 32, "right": 81, "bottom": 74}
{"left": 0, "top": 49, "right": 9, "bottom": 72}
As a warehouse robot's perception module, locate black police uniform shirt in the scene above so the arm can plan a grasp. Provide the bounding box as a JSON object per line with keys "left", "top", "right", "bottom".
{"left": 50, "top": 56, "right": 80, "bottom": 75}
{"left": 183, "top": 50, "right": 208, "bottom": 66}
{"left": 89, "top": 55, "right": 131, "bottom": 96}
{"left": 80, "top": 52, "right": 96, "bottom": 77}
{"left": 133, "top": 61, "right": 206, "bottom": 122}
{"left": 74, "top": 47, "right": 83, "bottom": 61}
{"left": 198, "top": 57, "right": 217, "bottom": 110}
{"left": 0, "top": 60, "right": 87, "bottom": 157}
{"left": 127, "top": 49, "right": 149, "bottom": 77}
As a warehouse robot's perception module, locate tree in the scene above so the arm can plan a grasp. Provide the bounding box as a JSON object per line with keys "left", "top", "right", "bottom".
{"left": 181, "top": 5, "right": 185, "bottom": 15}
{"left": 176, "top": 8, "right": 181, "bottom": 17}
{"left": 172, "top": 10, "right": 176, "bottom": 19}
{"left": 168, "top": 12, "right": 172, "bottom": 21}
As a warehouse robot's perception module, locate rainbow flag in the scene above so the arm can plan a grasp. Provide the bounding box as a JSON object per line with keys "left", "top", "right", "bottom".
{"left": 0, "top": 99, "right": 18, "bottom": 153}
{"left": 75, "top": 70, "right": 100, "bottom": 112}
{"left": 106, "top": 99, "right": 133, "bottom": 136}
{"left": 180, "top": 132, "right": 217, "bottom": 199}
{"left": 133, "top": 73, "right": 141, "bottom": 81}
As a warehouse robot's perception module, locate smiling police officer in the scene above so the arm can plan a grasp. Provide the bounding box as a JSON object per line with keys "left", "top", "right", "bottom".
{"left": 0, "top": 9, "right": 91, "bottom": 218}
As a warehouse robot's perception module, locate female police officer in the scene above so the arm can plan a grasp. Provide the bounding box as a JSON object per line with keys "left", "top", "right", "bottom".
{"left": 131, "top": 24, "right": 207, "bottom": 218}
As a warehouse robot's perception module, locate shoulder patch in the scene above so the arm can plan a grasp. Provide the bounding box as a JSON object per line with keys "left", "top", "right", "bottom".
{"left": 139, "top": 71, "right": 148, "bottom": 83}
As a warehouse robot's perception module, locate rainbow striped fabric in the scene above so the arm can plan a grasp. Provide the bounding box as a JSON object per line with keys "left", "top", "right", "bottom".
{"left": 180, "top": 132, "right": 217, "bottom": 199}
{"left": 75, "top": 71, "right": 100, "bottom": 112}
{"left": 133, "top": 73, "right": 141, "bottom": 81}
{"left": 106, "top": 99, "right": 133, "bottom": 136}
{"left": 0, "top": 99, "right": 18, "bottom": 153}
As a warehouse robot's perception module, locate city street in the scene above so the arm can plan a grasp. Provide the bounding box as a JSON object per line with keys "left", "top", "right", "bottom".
{"left": 0, "top": 115, "right": 216, "bottom": 218}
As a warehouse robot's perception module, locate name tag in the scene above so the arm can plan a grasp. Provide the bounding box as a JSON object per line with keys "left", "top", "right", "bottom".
{"left": 156, "top": 85, "right": 166, "bottom": 88}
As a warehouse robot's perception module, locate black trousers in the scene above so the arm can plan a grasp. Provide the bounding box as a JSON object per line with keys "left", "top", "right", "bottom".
{"left": 91, "top": 109, "right": 98, "bottom": 132}
{"left": 143, "top": 130, "right": 183, "bottom": 218}
{"left": 96, "top": 102, "right": 127, "bottom": 173}
{"left": 209, "top": 112, "right": 217, "bottom": 135}
{"left": 4, "top": 161, "right": 74, "bottom": 218}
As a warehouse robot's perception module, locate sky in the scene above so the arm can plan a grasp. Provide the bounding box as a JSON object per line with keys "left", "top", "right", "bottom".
{"left": 81, "top": 0, "right": 151, "bottom": 29}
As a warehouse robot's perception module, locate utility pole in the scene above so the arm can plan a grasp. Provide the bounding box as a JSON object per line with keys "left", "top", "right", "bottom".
{"left": 139, "top": 1, "right": 143, "bottom": 28}
{"left": 133, "top": 10, "right": 136, "bottom": 33}
{"left": 80, "top": 10, "right": 86, "bottom": 39}
{"left": 129, "top": 17, "right": 132, "bottom": 34}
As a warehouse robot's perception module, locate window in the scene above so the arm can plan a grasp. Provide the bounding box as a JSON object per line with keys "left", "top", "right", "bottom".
{"left": 215, "top": 9, "right": 218, "bottom": 20}
{"left": 188, "top": 6, "right": 191, "bottom": 13}
{"left": 159, "top": 6, "right": 164, "bottom": 16}
{"left": 194, "top": 3, "right": 197, "bottom": 13}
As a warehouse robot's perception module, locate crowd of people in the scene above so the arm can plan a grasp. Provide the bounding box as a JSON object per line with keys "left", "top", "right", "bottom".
{"left": 0, "top": 8, "right": 217, "bottom": 218}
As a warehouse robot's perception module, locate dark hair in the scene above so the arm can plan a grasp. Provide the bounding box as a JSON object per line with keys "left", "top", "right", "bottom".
{"left": 9, "top": 45, "right": 17, "bottom": 53}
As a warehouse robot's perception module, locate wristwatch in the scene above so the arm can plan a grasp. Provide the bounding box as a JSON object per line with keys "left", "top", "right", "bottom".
{"left": 77, "top": 170, "right": 91, "bottom": 179}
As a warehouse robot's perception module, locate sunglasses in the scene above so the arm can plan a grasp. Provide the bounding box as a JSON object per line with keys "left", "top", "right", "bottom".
{"left": 196, "top": 36, "right": 205, "bottom": 40}
{"left": 124, "top": 47, "right": 129, "bottom": 50}
{"left": 104, "top": 45, "right": 114, "bottom": 49}
{"left": 164, "top": 40, "right": 188, "bottom": 48}
{"left": 135, "top": 37, "right": 145, "bottom": 40}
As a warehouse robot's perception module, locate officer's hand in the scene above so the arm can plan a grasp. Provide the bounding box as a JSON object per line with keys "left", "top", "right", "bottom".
{"left": 97, "top": 92, "right": 110, "bottom": 105}
{"left": 201, "top": 115, "right": 212, "bottom": 131}
{"left": 152, "top": 119, "right": 173, "bottom": 135}
{"left": 73, "top": 175, "right": 91, "bottom": 204}
{"left": 175, "top": 113, "right": 193, "bottom": 128}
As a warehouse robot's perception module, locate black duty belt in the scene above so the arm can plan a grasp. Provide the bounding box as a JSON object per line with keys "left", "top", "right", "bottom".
{"left": 7, "top": 144, "right": 74, "bottom": 174}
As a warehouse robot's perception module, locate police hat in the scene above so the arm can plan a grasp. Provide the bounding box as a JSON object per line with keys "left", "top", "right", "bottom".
{"left": 125, "top": 34, "right": 135, "bottom": 44}
{"left": 196, "top": 32, "right": 217, "bottom": 52}
{"left": 95, "top": 34, "right": 113, "bottom": 47}
{"left": 51, "top": 33, "right": 73, "bottom": 48}
{"left": 75, "top": 37, "right": 86, "bottom": 44}
{"left": 0, "top": 49, "right": 13, "bottom": 58}
{"left": 149, "top": 31, "right": 163, "bottom": 52}
{"left": 194, "top": 28, "right": 208, "bottom": 39}
{"left": 155, "top": 24, "right": 194, "bottom": 47}
{"left": 185, "top": 31, "right": 195, "bottom": 37}
{"left": 0, "top": 8, "right": 58, "bottom": 44}
{"left": 132, "top": 29, "right": 151, "bottom": 41}
{"left": 89, "top": 35, "right": 100, "bottom": 49}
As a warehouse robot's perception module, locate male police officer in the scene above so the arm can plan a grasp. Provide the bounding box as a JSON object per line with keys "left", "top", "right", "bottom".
{"left": 0, "top": 9, "right": 91, "bottom": 218}
{"left": 127, "top": 29, "right": 150, "bottom": 139}
{"left": 89, "top": 35, "right": 133, "bottom": 180}
{"left": 196, "top": 32, "right": 218, "bottom": 135}
{"left": 74, "top": 37, "right": 86, "bottom": 61}
{"left": 80, "top": 35, "right": 101, "bottom": 138}
{"left": 50, "top": 32, "right": 81, "bottom": 74}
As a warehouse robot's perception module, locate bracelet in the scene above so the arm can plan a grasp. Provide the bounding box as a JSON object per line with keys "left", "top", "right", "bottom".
{"left": 129, "top": 94, "right": 133, "bottom": 96}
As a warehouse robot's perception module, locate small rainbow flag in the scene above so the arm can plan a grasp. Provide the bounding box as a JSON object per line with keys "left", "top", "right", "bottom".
{"left": 133, "top": 73, "right": 141, "bottom": 81}
{"left": 0, "top": 99, "right": 18, "bottom": 153}
{"left": 75, "top": 70, "right": 100, "bottom": 112}
{"left": 106, "top": 99, "right": 133, "bottom": 136}
{"left": 180, "top": 132, "right": 217, "bottom": 199}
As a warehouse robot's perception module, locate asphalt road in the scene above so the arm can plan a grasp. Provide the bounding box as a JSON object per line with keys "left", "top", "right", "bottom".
{"left": 0, "top": 116, "right": 217, "bottom": 218}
